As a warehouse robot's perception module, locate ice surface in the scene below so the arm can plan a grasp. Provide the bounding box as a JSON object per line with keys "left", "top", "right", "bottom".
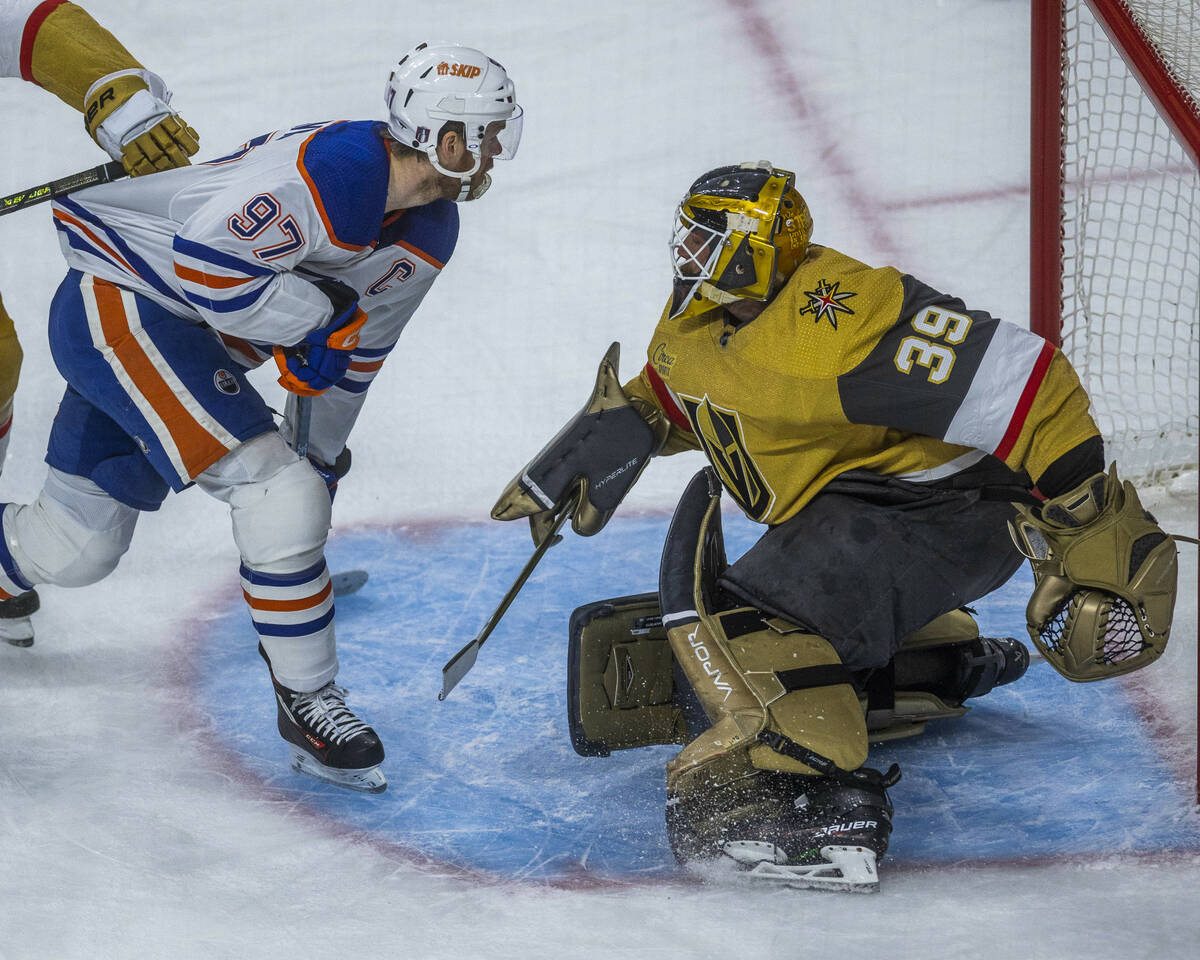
{"left": 0, "top": 1, "right": 1196, "bottom": 958}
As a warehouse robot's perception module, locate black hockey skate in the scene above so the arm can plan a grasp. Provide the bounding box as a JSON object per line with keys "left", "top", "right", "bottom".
{"left": 258, "top": 644, "right": 386, "bottom": 794}
{"left": 955, "top": 635, "right": 1029, "bottom": 699}
{"left": 0, "top": 589, "right": 39, "bottom": 647}
{"left": 668, "top": 760, "right": 900, "bottom": 893}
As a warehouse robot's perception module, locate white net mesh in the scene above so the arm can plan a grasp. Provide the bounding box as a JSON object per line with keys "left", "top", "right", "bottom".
{"left": 1060, "top": 0, "right": 1199, "bottom": 483}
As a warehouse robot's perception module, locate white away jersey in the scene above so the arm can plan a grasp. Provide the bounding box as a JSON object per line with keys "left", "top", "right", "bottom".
{"left": 0, "top": 0, "right": 44, "bottom": 78}
{"left": 50, "top": 119, "right": 459, "bottom": 462}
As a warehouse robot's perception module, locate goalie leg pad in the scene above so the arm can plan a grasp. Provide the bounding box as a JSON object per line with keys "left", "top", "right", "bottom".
{"left": 658, "top": 470, "right": 869, "bottom": 836}
{"left": 862, "top": 609, "right": 1030, "bottom": 740}
{"left": 567, "top": 592, "right": 690, "bottom": 756}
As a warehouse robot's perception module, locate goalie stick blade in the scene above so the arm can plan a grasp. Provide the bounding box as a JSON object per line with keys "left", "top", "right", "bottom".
{"left": 331, "top": 569, "right": 368, "bottom": 597}
{"left": 438, "top": 637, "right": 481, "bottom": 701}
{"left": 717, "top": 842, "right": 880, "bottom": 893}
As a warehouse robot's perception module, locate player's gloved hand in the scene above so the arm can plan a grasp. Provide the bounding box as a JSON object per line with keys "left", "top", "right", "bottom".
{"left": 308, "top": 448, "right": 351, "bottom": 502}
{"left": 84, "top": 70, "right": 199, "bottom": 177}
{"left": 273, "top": 280, "right": 367, "bottom": 396}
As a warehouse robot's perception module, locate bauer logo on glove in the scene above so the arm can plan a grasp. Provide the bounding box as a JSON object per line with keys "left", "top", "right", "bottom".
{"left": 83, "top": 70, "right": 199, "bottom": 177}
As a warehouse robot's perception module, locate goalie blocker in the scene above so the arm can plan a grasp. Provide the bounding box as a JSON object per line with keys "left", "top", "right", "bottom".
{"left": 567, "top": 468, "right": 1028, "bottom": 892}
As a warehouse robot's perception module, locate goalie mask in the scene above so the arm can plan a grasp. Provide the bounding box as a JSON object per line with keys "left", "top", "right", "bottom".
{"left": 669, "top": 162, "right": 813, "bottom": 321}
{"left": 384, "top": 42, "right": 524, "bottom": 201}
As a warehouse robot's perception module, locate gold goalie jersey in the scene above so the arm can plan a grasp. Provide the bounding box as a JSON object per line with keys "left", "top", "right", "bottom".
{"left": 624, "top": 244, "right": 1100, "bottom": 526}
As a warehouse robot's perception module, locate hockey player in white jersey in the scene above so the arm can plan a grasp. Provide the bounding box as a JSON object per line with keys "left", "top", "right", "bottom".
{"left": 0, "top": 0, "right": 200, "bottom": 645}
{"left": 0, "top": 41, "right": 523, "bottom": 792}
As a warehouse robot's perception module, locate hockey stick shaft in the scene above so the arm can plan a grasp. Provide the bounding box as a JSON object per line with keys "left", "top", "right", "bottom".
{"left": 285, "top": 396, "right": 367, "bottom": 598}
{"left": 438, "top": 494, "right": 578, "bottom": 701}
{"left": 293, "top": 395, "right": 313, "bottom": 459}
{"left": 0, "top": 160, "right": 126, "bottom": 217}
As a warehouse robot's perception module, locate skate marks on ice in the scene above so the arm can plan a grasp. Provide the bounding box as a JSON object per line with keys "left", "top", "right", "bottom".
{"left": 190, "top": 512, "right": 1200, "bottom": 885}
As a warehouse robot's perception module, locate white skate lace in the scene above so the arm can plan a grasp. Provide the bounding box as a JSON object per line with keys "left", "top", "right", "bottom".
{"left": 290, "top": 684, "right": 372, "bottom": 744}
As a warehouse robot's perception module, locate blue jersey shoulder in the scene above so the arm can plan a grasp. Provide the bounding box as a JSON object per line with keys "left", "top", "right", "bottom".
{"left": 298, "top": 121, "right": 390, "bottom": 249}
{"left": 379, "top": 199, "right": 459, "bottom": 268}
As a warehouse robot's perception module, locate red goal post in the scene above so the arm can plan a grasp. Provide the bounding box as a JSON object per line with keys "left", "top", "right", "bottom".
{"left": 1031, "top": 0, "right": 1198, "bottom": 482}
{"left": 1031, "top": 0, "right": 1199, "bottom": 800}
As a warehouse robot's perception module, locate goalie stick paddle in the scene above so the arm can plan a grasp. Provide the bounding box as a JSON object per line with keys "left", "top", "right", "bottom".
{"left": 438, "top": 492, "right": 579, "bottom": 701}
{"left": 0, "top": 160, "right": 126, "bottom": 217}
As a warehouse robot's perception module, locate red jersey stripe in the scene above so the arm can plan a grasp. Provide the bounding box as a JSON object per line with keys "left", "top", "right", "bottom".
{"left": 18, "top": 0, "right": 67, "bottom": 83}
{"left": 643, "top": 363, "right": 693, "bottom": 433}
{"left": 992, "top": 338, "right": 1056, "bottom": 462}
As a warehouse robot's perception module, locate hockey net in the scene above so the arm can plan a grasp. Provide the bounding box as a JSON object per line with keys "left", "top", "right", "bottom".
{"left": 1031, "top": 0, "right": 1199, "bottom": 485}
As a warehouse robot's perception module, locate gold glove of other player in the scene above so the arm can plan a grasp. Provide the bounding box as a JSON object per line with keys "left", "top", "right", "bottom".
{"left": 84, "top": 71, "right": 199, "bottom": 177}
{"left": 1009, "top": 464, "right": 1179, "bottom": 682}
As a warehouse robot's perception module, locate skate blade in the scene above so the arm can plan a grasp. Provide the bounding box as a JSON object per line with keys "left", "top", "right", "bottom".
{"left": 0, "top": 621, "right": 34, "bottom": 647}
{"left": 720, "top": 841, "right": 880, "bottom": 893}
{"left": 290, "top": 749, "right": 387, "bottom": 794}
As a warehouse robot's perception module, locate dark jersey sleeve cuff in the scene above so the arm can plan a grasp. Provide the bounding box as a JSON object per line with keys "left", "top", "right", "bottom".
{"left": 1034, "top": 435, "right": 1105, "bottom": 499}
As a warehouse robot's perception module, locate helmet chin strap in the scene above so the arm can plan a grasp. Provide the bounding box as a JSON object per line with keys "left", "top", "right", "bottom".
{"left": 427, "top": 149, "right": 488, "bottom": 202}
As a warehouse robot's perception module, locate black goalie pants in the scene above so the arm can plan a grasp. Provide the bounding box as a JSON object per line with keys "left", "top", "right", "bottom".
{"left": 717, "top": 470, "right": 1026, "bottom": 672}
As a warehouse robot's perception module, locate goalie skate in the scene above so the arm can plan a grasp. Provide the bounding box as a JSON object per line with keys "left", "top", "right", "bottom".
{"left": 720, "top": 840, "right": 880, "bottom": 893}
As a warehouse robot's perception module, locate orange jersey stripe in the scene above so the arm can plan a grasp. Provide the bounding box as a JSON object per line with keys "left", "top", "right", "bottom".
{"left": 349, "top": 358, "right": 385, "bottom": 373}
{"left": 53, "top": 209, "right": 141, "bottom": 277}
{"left": 242, "top": 581, "right": 333, "bottom": 612}
{"left": 217, "top": 331, "right": 269, "bottom": 364}
{"left": 90, "top": 279, "right": 231, "bottom": 478}
{"left": 173, "top": 262, "right": 257, "bottom": 289}
{"left": 392, "top": 238, "right": 444, "bottom": 270}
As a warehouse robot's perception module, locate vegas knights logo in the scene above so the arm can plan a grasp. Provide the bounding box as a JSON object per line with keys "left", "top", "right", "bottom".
{"left": 799, "top": 278, "right": 856, "bottom": 330}
{"left": 679, "top": 394, "right": 775, "bottom": 521}
{"left": 438, "top": 61, "right": 482, "bottom": 79}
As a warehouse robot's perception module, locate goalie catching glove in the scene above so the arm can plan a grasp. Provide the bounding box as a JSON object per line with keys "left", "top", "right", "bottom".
{"left": 1009, "top": 464, "right": 1178, "bottom": 682}
{"left": 492, "top": 342, "right": 667, "bottom": 541}
{"left": 274, "top": 279, "right": 367, "bottom": 396}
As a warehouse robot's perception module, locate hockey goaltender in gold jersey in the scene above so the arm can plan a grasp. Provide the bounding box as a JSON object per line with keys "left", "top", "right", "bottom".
{"left": 492, "top": 162, "right": 1182, "bottom": 892}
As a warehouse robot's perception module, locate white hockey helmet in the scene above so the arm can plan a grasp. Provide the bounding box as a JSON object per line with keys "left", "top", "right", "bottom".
{"left": 384, "top": 42, "right": 523, "bottom": 201}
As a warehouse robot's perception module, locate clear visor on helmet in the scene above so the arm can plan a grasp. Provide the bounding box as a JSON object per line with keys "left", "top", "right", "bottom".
{"left": 474, "top": 106, "right": 524, "bottom": 161}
